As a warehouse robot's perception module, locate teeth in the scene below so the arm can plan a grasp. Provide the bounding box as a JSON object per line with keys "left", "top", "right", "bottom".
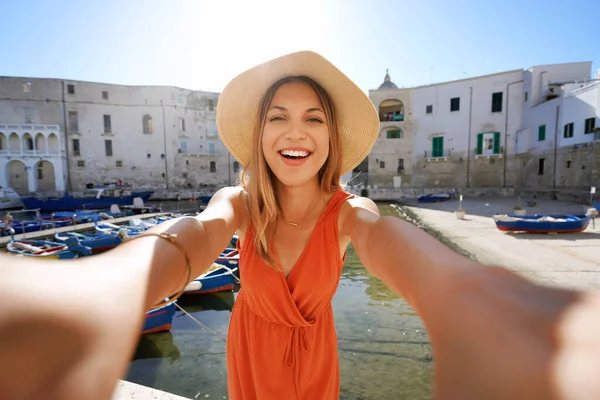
{"left": 280, "top": 150, "right": 309, "bottom": 157}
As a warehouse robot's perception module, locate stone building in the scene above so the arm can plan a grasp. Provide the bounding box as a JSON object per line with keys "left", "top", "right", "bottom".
{"left": 0, "top": 77, "right": 233, "bottom": 195}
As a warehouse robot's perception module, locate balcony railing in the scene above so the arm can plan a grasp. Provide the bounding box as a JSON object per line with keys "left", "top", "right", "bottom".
{"left": 380, "top": 112, "right": 404, "bottom": 122}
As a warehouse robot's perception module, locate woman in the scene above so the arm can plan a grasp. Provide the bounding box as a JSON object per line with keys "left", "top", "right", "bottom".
{"left": 1, "top": 51, "right": 599, "bottom": 400}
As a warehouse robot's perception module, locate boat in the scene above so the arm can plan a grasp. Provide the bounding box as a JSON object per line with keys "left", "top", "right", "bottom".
{"left": 0, "top": 218, "right": 55, "bottom": 236}
{"left": 7, "top": 237, "right": 92, "bottom": 259}
{"left": 0, "top": 187, "right": 22, "bottom": 210}
{"left": 20, "top": 186, "right": 154, "bottom": 212}
{"left": 54, "top": 230, "right": 124, "bottom": 252}
{"left": 417, "top": 193, "right": 451, "bottom": 203}
{"left": 183, "top": 263, "right": 238, "bottom": 295}
{"left": 492, "top": 214, "right": 592, "bottom": 233}
{"left": 142, "top": 302, "right": 177, "bottom": 335}
{"left": 594, "top": 200, "right": 600, "bottom": 212}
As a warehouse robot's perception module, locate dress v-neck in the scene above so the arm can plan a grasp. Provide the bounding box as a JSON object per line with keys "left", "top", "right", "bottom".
{"left": 276, "top": 190, "right": 342, "bottom": 283}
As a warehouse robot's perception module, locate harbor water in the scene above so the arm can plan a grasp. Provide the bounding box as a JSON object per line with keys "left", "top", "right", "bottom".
{"left": 126, "top": 204, "right": 433, "bottom": 400}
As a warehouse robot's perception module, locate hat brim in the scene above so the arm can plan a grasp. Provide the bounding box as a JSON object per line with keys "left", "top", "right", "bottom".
{"left": 216, "top": 51, "right": 379, "bottom": 176}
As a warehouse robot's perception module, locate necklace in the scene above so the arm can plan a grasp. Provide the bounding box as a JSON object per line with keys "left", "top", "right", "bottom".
{"left": 282, "top": 195, "right": 324, "bottom": 228}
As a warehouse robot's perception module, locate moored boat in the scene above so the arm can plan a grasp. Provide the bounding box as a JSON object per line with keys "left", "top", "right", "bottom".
{"left": 21, "top": 186, "right": 154, "bottom": 212}
{"left": 7, "top": 237, "right": 92, "bottom": 259}
{"left": 142, "top": 302, "right": 177, "bottom": 335}
{"left": 183, "top": 263, "right": 238, "bottom": 295}
{"left": 417, "top": 193, "right": 451, "bottom": 203}
{"left": 0, "top": 187, "right": 22, "bottom": 210}
{"left": 492, "top": 214, "right": 592, "bottom": 233}
{"left": 55, "top": 230, "right": 124, "bottom": 252}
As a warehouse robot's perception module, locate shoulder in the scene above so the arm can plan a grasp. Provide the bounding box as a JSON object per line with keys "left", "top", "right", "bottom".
{"left": 338, "top": 194, "right": 380, "bottom": 238}
{"left": 206, "top": 186, "right": 249, "bottom": 226}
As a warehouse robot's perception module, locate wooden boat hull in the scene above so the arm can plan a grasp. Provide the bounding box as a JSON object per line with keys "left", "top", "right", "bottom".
{"left": 493, "top": 214, "right": 591, "bottom": 233}
{"left": 184, "top": 264, "right": 237, "bottom": 295}
{"left": 418, "top": 194, "right": 451, "bottom": 203}
{"left": 142, "top": 302, "right": 177, "bottom": 335}
{"left": 21, "top": 190, "right": 154, "bottom": 212}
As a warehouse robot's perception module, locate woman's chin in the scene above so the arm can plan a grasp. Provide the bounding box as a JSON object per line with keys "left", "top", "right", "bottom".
{"left": 271, "top": 169, "right": 320, "bottom": 188}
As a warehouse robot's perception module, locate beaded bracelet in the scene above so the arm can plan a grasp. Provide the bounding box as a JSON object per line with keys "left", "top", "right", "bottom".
{"left": 127, "top": 232, "right": 192, "bottom": 311}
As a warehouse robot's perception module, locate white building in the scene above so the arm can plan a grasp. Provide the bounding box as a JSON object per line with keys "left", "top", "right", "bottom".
{"left": 0, "top": 77, "right": 235, "bottom": 195}
{"left": 368, "top": 61, "right": 599, "bottom": 190}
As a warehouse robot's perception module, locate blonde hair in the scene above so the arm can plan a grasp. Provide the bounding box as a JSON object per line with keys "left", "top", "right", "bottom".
{"left": 240, "top": 76, "right": 342, "bottom": 268}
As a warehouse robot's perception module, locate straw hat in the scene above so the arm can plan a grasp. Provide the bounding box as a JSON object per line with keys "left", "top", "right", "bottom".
{"left": 216, "top": 51, "right": 379, "bottom": 175}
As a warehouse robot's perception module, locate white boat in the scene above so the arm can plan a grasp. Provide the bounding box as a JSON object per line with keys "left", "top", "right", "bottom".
{"left": 0, "top": 187, "right": 23, "bottom": 210}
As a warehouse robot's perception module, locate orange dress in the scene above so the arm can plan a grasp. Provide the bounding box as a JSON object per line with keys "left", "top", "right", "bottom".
{"left": 227, "top": 189, "right": 353, "bottom": 399}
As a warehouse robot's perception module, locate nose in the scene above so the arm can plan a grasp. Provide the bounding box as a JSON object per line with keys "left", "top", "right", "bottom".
{"left": 284, "top": 121, "right": 306, "bottom": 141}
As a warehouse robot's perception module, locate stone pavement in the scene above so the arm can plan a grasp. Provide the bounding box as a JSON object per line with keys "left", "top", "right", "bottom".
{"left": 403, "top": 196, "right": 600, "bottom": 291}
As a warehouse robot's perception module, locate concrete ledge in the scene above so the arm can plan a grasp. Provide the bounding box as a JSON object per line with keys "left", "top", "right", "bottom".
{"left": 112, "top": 380, "right": 190, "bottom": 400}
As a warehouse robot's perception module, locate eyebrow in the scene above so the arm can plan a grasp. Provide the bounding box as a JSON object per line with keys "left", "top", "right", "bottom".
{"left": 268, "top": 105, "right": 325, "bottom": 113}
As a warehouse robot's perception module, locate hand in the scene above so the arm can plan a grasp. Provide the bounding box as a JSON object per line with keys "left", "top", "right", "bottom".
{"left": 0, "top": 255, "right": 148, "bottom": 400}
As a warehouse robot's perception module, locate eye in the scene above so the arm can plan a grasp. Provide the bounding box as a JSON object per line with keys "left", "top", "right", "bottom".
{"left": 307, "top": 117, "right": 324, "bottom": 123}
{"left": 268, "top": 116, "right": 285, "bottom": 122}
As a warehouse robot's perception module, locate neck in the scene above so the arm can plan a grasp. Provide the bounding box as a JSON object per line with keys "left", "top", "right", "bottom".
{"left": 276, "top": 178, "right": 321, "bottom": 222}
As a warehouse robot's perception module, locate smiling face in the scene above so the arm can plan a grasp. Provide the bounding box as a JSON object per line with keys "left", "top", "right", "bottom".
{"left": 261, "top": 81, "right": 331, "bottom": 187}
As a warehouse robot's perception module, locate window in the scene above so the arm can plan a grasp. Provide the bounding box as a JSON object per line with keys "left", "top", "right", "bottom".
{"left": 208, "top": 141, "right": 216, "bottom": 155}
{"left": 538, "top": 158, "right": 545, "bottom": 175}
{"left": 68, "top": 111, "right": 79, "bottom": 132}
{"left": 397, "top": 158, "right": 404, "bottom": 173}
{"left": 116, "top": 160, "right": 123, "bottom": 168}
{"left": 233, "top": 161, "right": 240, "bottom": 173}
{"left": 37, "top": 165, "right": 43, "bottom": 180}
{"left": 584, "top": 118, "right": 596, "bottom": 134}
{"left": 379, "top": 161, "right": 385, "bottom": 169}
{"left": 538, "top": 125, "right": 546, "bottom": 141}
{"left": 426, "top": 105, "right": 433, "bottom": 114}
{"left": 566, "top": 160, "right": 571, "bottom": 168}
{"left": 179, "top": 140, "right": 188, "bottom": 154}
{"left": 67, "top": 84, "right": 75, "bottom": 94}
{"left": 179, "top": 118, "right": 186, "bottom": 131}
{"left": 386, "top": 129, "right": 402, "bottom": 139}
{"left": 210, "top": 161, "right": 216, "bottom": 173}
{"left": 23, "top": 82, "right": 31, "bottom": 93}
{"left": 105, "top": 140, "right": 113, "bottom": 156}
{"left": 182, "top": 172, "right": 188, "bottom": 179}
{"left": 72, "top": 139, "right": 80, "bottom": 156}
{"left": 185, "top": 160, "right": 189, "bottom": 165}
{"left": 476, "top": 132, "right": 500, "bottom": 155}
{"left": 24, "top": 107, "right": 33, "bottom": 123}
{"left": 102, "top": 91, "right": 109, "bottom": 100}
{"left": 177, "top": 93, "right": 183, "bottom": 103}
{"left": 207, "top": 123, "right": 218, "bottom": 137}
{"left": 564, "top": 123, "right": 574, "bottom": 138}
{"left": 103, "top": 115, "right": 112, "bottom": 133}
{"left": 491, "top": 92, "right": 503, "bottom": 113}
{"left": 77, "top": 160, "right": 85, "bottom": 167}
{"left": 208, "top": 99, "right": 214, "bottom": 111}
{"left": 142, "top": 115, "right": 153, "bottom": 134}
{"left": 432, "top": 136, "right": 444, "bottom": 158}
{"left": 524, "top": 92, "right": 528, "bottom": 102}
{"left": 450, "top": 97, "right": 460, "bottom": 112}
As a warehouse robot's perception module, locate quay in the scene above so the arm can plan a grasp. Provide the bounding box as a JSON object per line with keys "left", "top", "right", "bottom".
{"left": 112, "top": 380, "right": 189, "bottom": 400}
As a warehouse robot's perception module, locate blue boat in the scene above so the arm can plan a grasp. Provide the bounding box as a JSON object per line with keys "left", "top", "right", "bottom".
{"left": 21, "top": 186, "right": 154, "bottom": 212}
{"left": 55, "top": 231, "right": 123, "bottom": 252}
{"left": 492, "top": 214, "right": 592, "bottom": 233}
{"left": 417, "top": 193, "right": 452, "bottom": 203}
{"left": 7, "top": 237, "right": 92, "bottom": 259}
{"left": 0, "top": 219, "right": 55, "bottom": 236}
{"left": 594, "top": 200, "right": 600, "bottom": 212}
{"left": 183, "top": 263, "right": 237, "bottom": 295}
{"left": 142, "top": 302, "right": 177, "bottom": 335}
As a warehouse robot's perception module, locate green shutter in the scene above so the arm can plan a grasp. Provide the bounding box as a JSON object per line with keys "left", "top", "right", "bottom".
{"left": 493, "top": 132, "right": 500, "bottom": 154}
{"left": 538, "top": 125, "right": 546, "bottom": 141}
{"left": 476, "top": 133, "right": 483, "bottom": 155}
{"left": 432, "top": 137, "right": 444, "bottom": 157}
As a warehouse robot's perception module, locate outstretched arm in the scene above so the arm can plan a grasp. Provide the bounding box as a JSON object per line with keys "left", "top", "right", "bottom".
{"left": 0, "top": 186, "right": 246, "bottom": 400}
{"left": 340, "top": 198, "right": 600, "bottom": 400}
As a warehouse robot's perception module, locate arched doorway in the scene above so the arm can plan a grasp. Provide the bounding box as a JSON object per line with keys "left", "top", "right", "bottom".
{"left": 36, "top": 160, "right": 56, "bottom": 192}
{"left": 8, "top": 160, "right": 28, "bottom": 193}
{"left": 9, "top": 132, "right": 20, "bottom": 152}
{"left": 35, "top": 133, "right": 47, "bottom": 154}
{"left": 48, "top": 133, "right": 59, "bottom": 154}
{"left": 23, "top": 133, "right": 34, "bottom": 153}
{"left": 0, "top": 132, "right": 6, "bottom": 151}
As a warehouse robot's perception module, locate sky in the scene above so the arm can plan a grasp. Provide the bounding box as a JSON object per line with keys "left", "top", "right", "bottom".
{"left": 1, "top": 0, "right": 598, "bottom": 94}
